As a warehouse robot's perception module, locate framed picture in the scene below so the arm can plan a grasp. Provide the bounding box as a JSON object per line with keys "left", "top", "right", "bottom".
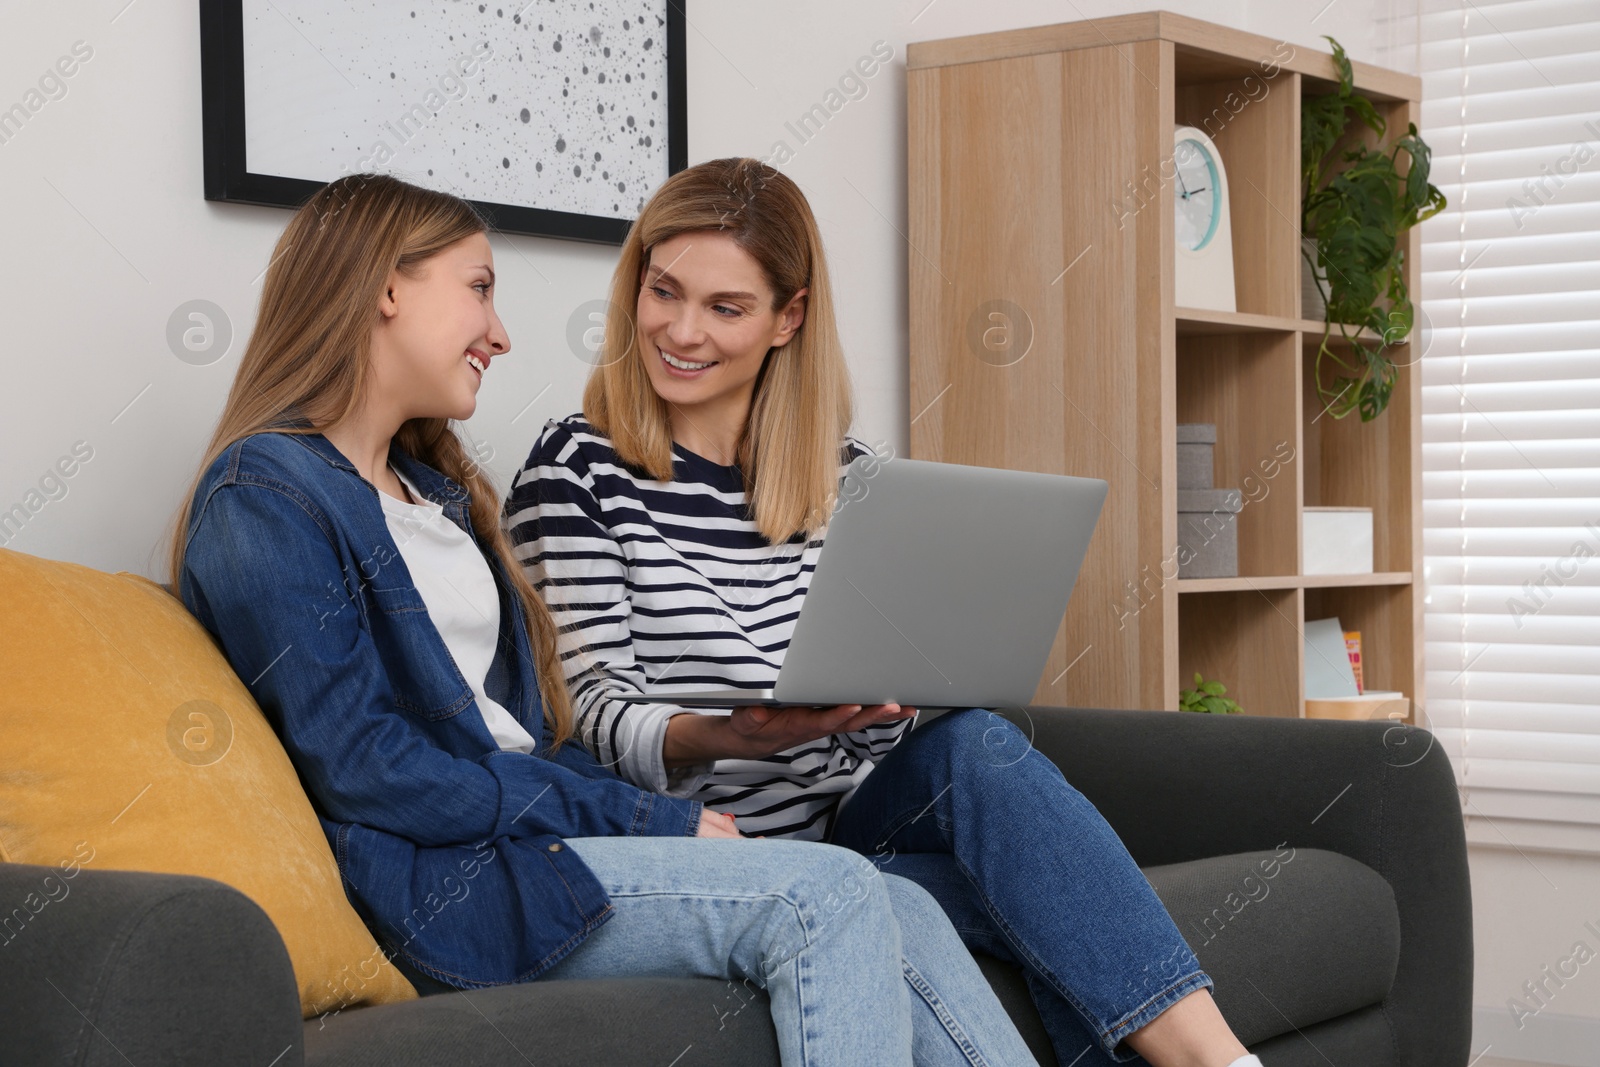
{"left": 199, "top": 0, "right": 687, "bottom": 244}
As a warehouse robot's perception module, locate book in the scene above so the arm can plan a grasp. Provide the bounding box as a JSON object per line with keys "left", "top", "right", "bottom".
{"left": 1344, "top": 630, "right": 1364, "bottom": 695}
{"left": 1305, "top": 618, "right": 1360, "bottom": 699}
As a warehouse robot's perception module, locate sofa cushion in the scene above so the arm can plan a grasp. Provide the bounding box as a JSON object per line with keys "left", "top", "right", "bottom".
{"left": 1146, "top": 848, "right": 1399, "bottom": 1046}
{"left": 0, "top": 547, "right": 416, "bottom": 1017}
{"left": 974, "top": 848, "right": 1399, "bottom": 1061}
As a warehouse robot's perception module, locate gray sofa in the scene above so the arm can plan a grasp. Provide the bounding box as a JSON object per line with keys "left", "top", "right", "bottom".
{"left": 1, "top": 706, "right": 1472, "bottom": 1066}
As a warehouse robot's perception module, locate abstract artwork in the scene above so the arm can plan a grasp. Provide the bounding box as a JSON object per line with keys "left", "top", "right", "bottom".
{"left": 200, "top": 0, "right": 686, "bottom": 243}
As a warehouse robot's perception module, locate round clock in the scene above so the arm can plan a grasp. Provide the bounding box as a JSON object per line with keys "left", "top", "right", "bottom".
{"left": 1172, "top": 125, "right": 1237, "bottom": 312}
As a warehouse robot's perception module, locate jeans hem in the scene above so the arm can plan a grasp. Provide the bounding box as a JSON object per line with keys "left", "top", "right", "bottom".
{"left": 1101, "top": 971, "right": 1215, "bottom": 1060}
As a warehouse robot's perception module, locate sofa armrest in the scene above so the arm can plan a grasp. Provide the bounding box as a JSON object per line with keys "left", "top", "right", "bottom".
{"left": 1006, "top": 705, "right": 1472, "bottom": 1066}
{"left": 0, "top": 862, "right": 305, "bottom": 1067}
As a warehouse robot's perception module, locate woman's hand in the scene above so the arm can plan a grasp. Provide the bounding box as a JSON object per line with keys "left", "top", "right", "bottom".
{"left": 695, "top": 808, "right": 743, "bottom": 838}
{"left": 728, "top": 703, "right": 916, "bottom": 758}
{"left": 665, "top": 704, "right": 917, "bottom": 767}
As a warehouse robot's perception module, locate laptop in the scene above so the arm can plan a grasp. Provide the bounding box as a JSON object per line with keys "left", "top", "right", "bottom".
{"left": 615, "top": 456, "right": 1108, "bottom": 709}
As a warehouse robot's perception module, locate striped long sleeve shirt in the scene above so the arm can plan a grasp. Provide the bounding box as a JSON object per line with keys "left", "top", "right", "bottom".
{"left": 502, "top": 415, "right": 913, "bottom": 840}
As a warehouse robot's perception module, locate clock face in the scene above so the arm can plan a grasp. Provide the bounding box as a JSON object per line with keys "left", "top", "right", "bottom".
{"left": 1174, "top": 137, "right": 1221, "bottom": 252}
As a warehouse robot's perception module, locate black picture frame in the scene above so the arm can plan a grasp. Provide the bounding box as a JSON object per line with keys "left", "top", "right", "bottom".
{"left": 198, "top": 0, "right": 687, "bottom": 245}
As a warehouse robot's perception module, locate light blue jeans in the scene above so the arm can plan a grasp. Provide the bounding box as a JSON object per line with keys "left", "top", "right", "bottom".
{"left": 544, "top": 837, "right": 1039, "bottom": 1067}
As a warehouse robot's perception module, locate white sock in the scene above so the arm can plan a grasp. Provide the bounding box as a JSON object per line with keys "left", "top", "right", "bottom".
{"left": 1226, "top": 1057, "right": 1264, "bottom": 1067}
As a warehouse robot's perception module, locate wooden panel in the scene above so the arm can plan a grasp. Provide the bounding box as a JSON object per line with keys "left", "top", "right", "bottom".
{"left": 1177, "top": 571, "right": 1412, "bottom": 593}
{"left": 1397, "top": 95, "right": 1426, "bottom": 720}
{"left": 907, "top": 39, "right": 1175, "bottom": 711}
{"left": 1176, "top": 332, "right": 1301, "bottom": 576}
{"left": 906, "top": 12, "right": 1166, "bottom": 71}
{"left": 906, "top": 12, "right": 1418, "bottom": 102}
{"left": 1300, "top": 319, "right": 1384, "bottom": 342}
{"left": 1176, "top": 72, "right": 1300, "bottom": 318}
{"left": 1178, "top": 588, "right": 1303, "bottom": 716}
{"left": 1177, "top": 308, "right": 1300, "bottom": 335}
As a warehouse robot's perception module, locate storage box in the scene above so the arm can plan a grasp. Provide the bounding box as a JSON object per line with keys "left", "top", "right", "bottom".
{"left": 1178, "top": 488, "right": 1242, "bottom": 578}
{"left": 1303, "top": 507, "right": 1374, "bottom": 575}
{"left": 1305, "top": 692, "right": 1408, "bottom": 722}
{"left": 1176, "top": 423, "right": 1216, "bottom": 490}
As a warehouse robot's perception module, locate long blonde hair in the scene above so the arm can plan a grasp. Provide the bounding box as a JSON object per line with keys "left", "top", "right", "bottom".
{"left": 584, "top": 157, "right": 853, "bottom": 544}
{"left": 166, "top": 174, "right": 575, "bottom": 745}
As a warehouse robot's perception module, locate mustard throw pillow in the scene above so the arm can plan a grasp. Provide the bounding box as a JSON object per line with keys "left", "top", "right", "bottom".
{"left": 0, "top": 547, "right": 416, "bottom": 1016}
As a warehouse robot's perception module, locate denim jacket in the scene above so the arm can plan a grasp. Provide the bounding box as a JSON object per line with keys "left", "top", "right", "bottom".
{"left": 178, "top": 429, "right": 702, "bottom": 992}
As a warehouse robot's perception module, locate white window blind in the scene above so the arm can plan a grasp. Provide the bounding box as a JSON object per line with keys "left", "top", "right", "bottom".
{"left": 1419, "top": 0, "right": 1600, "bottom": 844}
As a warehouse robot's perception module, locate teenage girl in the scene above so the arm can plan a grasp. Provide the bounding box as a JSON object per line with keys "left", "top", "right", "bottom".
{"left": 171, "top": 173, "right": 1041, "bottom": 1067}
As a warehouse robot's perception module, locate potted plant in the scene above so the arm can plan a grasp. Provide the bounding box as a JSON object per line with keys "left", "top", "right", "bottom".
{"left": 1179, "top": 672, "right": 1242, "bottom": 715}
{"left": 1301, "top": 37, "right": 1446, "bottom": 422}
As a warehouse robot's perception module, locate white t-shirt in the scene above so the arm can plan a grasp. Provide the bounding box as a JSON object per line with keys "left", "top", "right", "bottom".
{"left": 378, "top": 466, "right": 538, "bottom": 754}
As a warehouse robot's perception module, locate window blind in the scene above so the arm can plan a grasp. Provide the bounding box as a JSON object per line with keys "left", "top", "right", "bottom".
{"left": 1419, "top": 0, "right": 1600, "bottom": 842}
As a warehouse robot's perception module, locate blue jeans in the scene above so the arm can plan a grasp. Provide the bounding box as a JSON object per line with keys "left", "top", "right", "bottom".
{"left": 542, "top": 837, "right": 1040, "bottom": 1067}
{"left": 830, "top": 709, "right": 1214, "bottom": 1066}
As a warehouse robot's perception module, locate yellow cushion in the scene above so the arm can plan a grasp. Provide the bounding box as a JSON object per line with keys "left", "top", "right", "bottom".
{"left": 0, "top": 547, "right": 416, "bottom": 1017}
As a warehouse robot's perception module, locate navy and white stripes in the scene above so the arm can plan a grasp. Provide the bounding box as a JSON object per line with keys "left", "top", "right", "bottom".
{"left": 503, "top": 415, "right": 911, "bottom": 840}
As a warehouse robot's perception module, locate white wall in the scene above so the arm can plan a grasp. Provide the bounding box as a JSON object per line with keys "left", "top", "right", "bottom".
{"left": 0, "top": 0, "right": 1393, "bottom": 580}
{"left": 1469, "top": 846, "right": 1600, "bottom": 1064}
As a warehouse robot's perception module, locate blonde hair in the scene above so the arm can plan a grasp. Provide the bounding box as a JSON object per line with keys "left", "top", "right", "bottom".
{"left": 166, "top": 173, "right": 575, "bottom": 745}
{"left": 584, "top": 157, "right": 853, "bottom": 544}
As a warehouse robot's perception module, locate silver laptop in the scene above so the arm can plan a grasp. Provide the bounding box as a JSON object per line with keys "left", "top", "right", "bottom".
{"left": 616, "top": 456, "right": 1107, "bottom": 709}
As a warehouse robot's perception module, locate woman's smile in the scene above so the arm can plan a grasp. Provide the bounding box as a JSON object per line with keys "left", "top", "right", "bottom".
{"left": 656, "top": 345, "right": 718, "bottom": 377}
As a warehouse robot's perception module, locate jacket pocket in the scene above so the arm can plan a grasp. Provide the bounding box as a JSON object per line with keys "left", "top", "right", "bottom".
{"left": 368, "top": 584, "right": 475, "bottom": 721}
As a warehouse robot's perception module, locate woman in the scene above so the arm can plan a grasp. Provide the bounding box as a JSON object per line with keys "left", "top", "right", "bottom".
{"left": 505, "top": 158, "right": 1265, "bottom": 1067}
{"left": 169, "top": 173, "right": 1043, "bottom": 1067}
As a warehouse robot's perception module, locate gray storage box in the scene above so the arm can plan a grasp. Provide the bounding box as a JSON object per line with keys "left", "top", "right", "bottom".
{"left": 1178, "top": 488, "right": 1243, "bottom": 578}
{"left": 1177, "top": 423, "right": 1216, "bottom": 490}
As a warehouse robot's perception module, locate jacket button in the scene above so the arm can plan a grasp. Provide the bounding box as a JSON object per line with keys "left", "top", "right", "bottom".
{"left": 547, "top": 842, "right": 563, "bottom": 852}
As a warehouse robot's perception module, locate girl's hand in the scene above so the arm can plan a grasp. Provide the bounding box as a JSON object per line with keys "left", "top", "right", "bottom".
{"left": 695, "top": 809, "right": 743, "bottom": 838}
{"left": 726, "top": 703, "right": 916, "bottom": 759}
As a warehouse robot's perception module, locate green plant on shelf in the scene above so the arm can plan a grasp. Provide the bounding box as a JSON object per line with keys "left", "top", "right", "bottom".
{"left": 1301, "top": 36, "right": 1446, "bottom": 423}
{"left": 1179, "top": 673, "right": 1242, "bottom": 715}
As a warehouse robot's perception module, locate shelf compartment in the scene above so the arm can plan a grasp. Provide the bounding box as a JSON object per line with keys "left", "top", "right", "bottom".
{"left": 1304, "top": 584, "right": 1420, "bottom": 722}
{"left": 1175, "top": 66, "right": 1300, "bottom": 319}
{"left": 1177, "top": 331, "right": 1301, "bottom": 577}
{"left": 1178, "top": 571, "right": 1412, "bottom": 593}
{"left": 1300, "top": 346, "right": 1419, "bottom": 575}
{"left": 1178, "top": 588, "right": 1303, "bottom": 717}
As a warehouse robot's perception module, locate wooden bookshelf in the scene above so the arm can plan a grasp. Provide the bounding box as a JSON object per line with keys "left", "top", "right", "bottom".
{"left": 906, "top": 11, "right": 1424, "bottom": 720}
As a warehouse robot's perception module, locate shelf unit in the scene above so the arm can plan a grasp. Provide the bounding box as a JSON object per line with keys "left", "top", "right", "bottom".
{"left": 906, "top": 11, "right": 1424, "bottom": 720}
